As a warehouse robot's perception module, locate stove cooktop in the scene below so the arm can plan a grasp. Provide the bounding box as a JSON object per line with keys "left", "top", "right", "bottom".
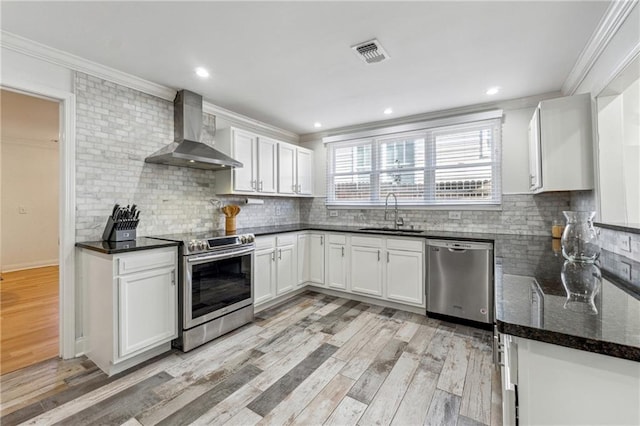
{"left": 149, "top": 231, "right": 255, "bottom": 255}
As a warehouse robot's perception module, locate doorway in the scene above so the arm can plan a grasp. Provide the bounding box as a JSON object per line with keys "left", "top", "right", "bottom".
{"left": 1, "top": 89, "right": 61, "bottom": 374}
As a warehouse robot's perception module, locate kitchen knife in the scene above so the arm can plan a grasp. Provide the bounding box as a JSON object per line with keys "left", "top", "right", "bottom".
{"left": 111, "top": 204, "right": 120, "bottom": 219}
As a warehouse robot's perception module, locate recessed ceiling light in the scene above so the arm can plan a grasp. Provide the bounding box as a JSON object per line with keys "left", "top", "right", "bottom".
{"left": 195, "top": 67, "right": 210, "bottom": 78}
{"left": 486, "top": 86, "right": 500, "bottom": 95}
{"left": 189, "top": 160, "right": 195, "bottom": 163}
{"left": 383, "top": 108, "right": 393, "bottom": 115}
{"left": 314, "top": 122, "right": 322, "bottom": 128}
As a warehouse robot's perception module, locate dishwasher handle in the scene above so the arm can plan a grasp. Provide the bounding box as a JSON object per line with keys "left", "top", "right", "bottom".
{"left": 427, "top": 239, "right": 493, "bottom": 251}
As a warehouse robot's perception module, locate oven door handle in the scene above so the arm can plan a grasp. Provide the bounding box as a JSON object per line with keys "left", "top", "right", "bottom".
{"left": 187, "top": 248, "right": 255, "bottom": 263}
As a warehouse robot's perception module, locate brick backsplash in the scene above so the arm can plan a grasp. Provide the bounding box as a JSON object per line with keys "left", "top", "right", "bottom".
{"left": 300, "top": 193, "right": 571, "bottom": 236}
{"left": 74, "top": 73, "right": 299, "bottom": 241}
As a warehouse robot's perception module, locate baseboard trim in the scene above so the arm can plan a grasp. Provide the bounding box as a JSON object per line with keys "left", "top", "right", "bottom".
{"left": 1, "top": 260, "right": 59, "bottom": 273}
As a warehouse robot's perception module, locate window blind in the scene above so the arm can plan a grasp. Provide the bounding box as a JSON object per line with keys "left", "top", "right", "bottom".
{"left": 326, "top": 117, "right": 502, "bottom": 207}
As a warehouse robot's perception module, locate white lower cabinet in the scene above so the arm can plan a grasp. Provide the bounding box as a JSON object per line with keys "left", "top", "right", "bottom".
{"left": 502, "top": 335, "right": 640, "bottom": 425}
{"left": 350, "top": 244, "right": 384, "bottom": 296}
{"left": 296, "top": 233, "right": 310, "bottom": 285}
{"left": 327, "top": 234, "right": 348, "bottom": 290}
{"left": 78, "top": 246, "right": 178, "bottom": 376}
{"left": 309, "top": 233, "right": 325, "bottom": 285}
{"left": 276, "top": 241, "right": 295, "bottom": 294}
{"left": 258, "top": 231, "right": 426, "bottom": 310}
{"left": 254, "top": 247, "right": 276, "bottom": 304}
{"left": 385, "top": 238, "right": 424, "bottom": 306}
{"left": 254, "top": 234, "right": 297, "bottom": 306}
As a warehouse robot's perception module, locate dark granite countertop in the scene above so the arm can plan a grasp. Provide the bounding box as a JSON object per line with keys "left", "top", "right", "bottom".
{"left": 495, "top": 235, "right": 640, "bottom": 362}
{"left": 76, "top": 237, "right": 179, "bottom": 254}
{"left": 236, "top": 223, "right": 496, "bottom": 243}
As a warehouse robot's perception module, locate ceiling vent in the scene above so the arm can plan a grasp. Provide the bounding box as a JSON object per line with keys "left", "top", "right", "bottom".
{"left": 352, "top": 39, "right": 389, "bottom": 64}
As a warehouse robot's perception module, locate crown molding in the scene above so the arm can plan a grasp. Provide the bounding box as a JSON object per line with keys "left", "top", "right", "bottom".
{"left": 203, "top": 102, "right": 299, "bottom": 142}
{"left": 562, "top": 0, "right": 638, "bottom": 95}
{"left": 1, "top": 31, "right": 299, "bottom": 142}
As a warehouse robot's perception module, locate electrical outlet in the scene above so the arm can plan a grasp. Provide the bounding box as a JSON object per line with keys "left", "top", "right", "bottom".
{"left": 275, "top": 207, "right": 281, "bottom": 216}
{"left": 448, "top": 211, "right": 461, "bottom": 220}
{"left": 329, "top": 210, "right": 338, "bottom": 217}
{"left": 619, "top": 235, "right": 632, "bottom": 252}
{"left": 620, "top": 262, "right": 632, "bottom": 282}
{"left": 18, "top": 206, "right": 27, "bottom": 214}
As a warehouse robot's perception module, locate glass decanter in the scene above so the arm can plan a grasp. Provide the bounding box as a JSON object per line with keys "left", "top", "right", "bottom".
{"left": 561, "top": 211, "right": 600, "bottom": 262}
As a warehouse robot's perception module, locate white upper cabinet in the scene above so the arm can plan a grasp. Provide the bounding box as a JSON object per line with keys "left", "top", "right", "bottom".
{"left": 216, "top": 127, "right": 313, "bottom": 197}
{"left": 257, "top": 137, "right": 278, "bottom": 194}
{"left": 278, "top": 143, "right": 297, "bottom": 195}
{"left": 278, "top": 144, "right": 314, "bottom": 196}
{"left": 528, "top": 93, "right": 594, "bottom": 193}
{"left": 296, "top": 147, "right": 313, "bottom": 195}
{"left": 231, "top": 129, "right": 257, "bottom": 192}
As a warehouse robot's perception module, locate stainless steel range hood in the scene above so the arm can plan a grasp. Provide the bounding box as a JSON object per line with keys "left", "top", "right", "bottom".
{"left": 145, "top": 90, "right": 242, "bottom": 170}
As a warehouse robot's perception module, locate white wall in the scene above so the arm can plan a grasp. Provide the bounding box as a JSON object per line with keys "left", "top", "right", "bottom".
{"left": 1, "top": 139, "right": 59, "bottom": 271}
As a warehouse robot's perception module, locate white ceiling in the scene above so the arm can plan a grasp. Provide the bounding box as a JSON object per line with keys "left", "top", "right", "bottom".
{"left": 1, "top": 1, "right": 610, "bottom": 135}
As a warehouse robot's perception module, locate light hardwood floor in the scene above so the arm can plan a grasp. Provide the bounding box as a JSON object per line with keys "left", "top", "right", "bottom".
{"left": 0, "top": 291, "right": 502, "bottom": 425}
{"left": 0, "top": 266, "right": 59, "bottom": 375}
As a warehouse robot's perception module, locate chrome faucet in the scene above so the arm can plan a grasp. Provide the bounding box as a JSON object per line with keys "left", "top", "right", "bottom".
{"left": 384, "top": 192, "right": 404, "bottom": 230}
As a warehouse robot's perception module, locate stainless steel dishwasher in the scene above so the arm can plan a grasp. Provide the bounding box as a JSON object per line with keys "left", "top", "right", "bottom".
{"left": 427, "top": 239, "right": 493, "bottom": 324}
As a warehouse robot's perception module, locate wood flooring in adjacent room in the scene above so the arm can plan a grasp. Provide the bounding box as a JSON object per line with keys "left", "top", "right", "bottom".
{"left": 0, "top": 291, "right": 502, "bottom": 426}
{"left": 0, "top": 266, "right": 59, "bottom": 375}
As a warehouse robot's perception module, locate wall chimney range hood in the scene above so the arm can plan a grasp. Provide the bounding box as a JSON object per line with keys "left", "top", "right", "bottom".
{"left": 145, "top": 90, "right": 242, "bottom": 170}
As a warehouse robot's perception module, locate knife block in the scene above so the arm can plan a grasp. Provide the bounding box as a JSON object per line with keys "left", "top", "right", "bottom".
{"left": 102, "top": 216, "right": 138, "bottom": 242}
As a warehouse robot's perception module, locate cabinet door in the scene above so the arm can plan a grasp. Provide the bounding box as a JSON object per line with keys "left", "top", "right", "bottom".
{"left": 309, "top": 234, "right": 325, "bottom": 285}
{"left": 232, "top": 130, "right": 257, "bottom": 192}
{"left": 276, "top": 245, "right": 295, "bottom": 294}
{"left": 327, "top": 243, "right": 347, "bottom": 290}
{"left": 386, "top": 249, "right": 423, "bottom": 305}
{"left": 350, "top": 245, "right": 383, "bottom": 296}
{"left": 297, "top": 233, "right": 310, "bottom": 285}
{"left": 257, "top": 138, "right": 277, "bottom": 193}
{"left": 278, "top": 143, "right": 296, "bottom": 195}
{"left": 118, "top": 266, "right": 177, "bottom": 358}
{"left": 528, "top": 107, "right": 542, "bottom": 191}
{"left": 255, "top": 249, "right": 276, "bottom": 305}
{"left": 296, "top": 148, "right": 313, "bottom": 195}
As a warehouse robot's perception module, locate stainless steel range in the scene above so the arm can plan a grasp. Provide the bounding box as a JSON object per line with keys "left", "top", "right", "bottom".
{"left": 151, "top": 231, "right": 255, "bottom": 351}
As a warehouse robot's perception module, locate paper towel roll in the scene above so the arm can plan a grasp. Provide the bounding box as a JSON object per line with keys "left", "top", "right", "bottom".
{"left": 245, "top": 198, "right": 264, "bottom": 205}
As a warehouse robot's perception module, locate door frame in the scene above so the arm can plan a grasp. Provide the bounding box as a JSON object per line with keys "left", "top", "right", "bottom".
{"left": 1, "top": 80, "right": 76, "bottom": 360}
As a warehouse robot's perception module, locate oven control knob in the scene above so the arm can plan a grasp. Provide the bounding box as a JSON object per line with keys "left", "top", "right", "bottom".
{"left": 247, "top": 234, "right": 255, "bottom": 243}
{"left": 188, "top": 241, "right": 196, "bottom": 252}
{"left": 197, "top": 240, "right": 207, "bottom": 250}
{"left": 240, "top": 235, "right": 247, "bottom": 244}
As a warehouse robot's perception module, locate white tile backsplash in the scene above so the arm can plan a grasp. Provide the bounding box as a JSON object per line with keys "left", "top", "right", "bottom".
{"left": 300, "top": 193, "right": 572, "bottom": 236}
{"left": 74, "top": 73, "right": 300, "bottom": 240}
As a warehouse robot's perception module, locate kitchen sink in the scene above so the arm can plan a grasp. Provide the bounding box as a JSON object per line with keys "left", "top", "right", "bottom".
{"left": 359, "top": 227, "right": 424, "bottom": 234}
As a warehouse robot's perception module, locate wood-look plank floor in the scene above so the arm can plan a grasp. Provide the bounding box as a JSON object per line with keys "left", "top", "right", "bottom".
{"left": 0, "top": 291, "right": 502, "bottom": 426}
{"left": 1, "top": 266, "right": 59, "bottom": 375}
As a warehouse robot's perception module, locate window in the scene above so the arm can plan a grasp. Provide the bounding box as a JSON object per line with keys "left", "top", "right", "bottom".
{"left": 326, "top": 113, "right": 502, "bottom": 206}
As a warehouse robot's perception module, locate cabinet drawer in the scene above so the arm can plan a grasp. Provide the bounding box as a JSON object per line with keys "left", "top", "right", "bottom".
{"left": 117, "top": 249, "right": 175, "bottom": 275}
{"left": 328, "top": 234, "right": 346, "bottom": 244}
{"left": 276, "top": 234, "right": 296, "bottom": 247}
{"left": 386, "top": 238, "right": 424, "bottom": 252}
{"left": 255, "top": 236, "right": 276, "bottom": 250}
{"left": 351, "top": 235, "right": 383, "bottom": 248}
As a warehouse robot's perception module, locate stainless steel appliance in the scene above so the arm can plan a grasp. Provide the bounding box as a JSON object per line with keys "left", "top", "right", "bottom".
{"left": 145, "top": 90, "right": 243, "bottom": 170}
{"left": 151, "top": 231, "right": 255, "bottom": 351}
{"left": 427, "top": 239, "right": 494, "bottom": 325}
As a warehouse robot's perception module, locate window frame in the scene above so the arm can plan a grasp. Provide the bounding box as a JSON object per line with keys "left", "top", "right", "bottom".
{"left": 325, "top": 112, "right": 503, "bottom": 208}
